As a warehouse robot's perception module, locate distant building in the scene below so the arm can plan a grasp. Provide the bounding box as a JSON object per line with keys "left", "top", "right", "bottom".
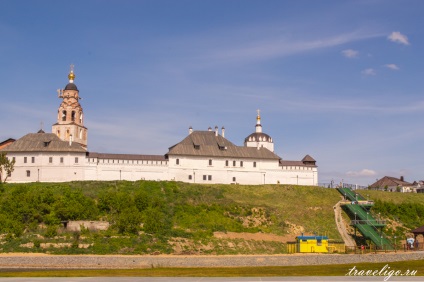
{"left": 0, "top": 67, "right": 318, "bottom": 185}
{"left": 415, "top": 181, "right": 424, "bottom": 193}
{"left": 369, "top": 176, "right": 416, "bottom": 193}
{"left": 296, "top": 235, "right": 329, "bottom": 253}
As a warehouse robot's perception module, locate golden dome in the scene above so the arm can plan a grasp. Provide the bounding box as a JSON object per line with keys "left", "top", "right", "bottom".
{"left": 68, "top": 71, "right": 75, "bottom": 81}
{"left": 68, "top": 64, "right": 76, "bottom": 82}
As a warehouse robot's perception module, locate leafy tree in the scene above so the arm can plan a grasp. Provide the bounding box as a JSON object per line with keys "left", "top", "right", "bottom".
{"left": 134, "top": 190, "right": 149, "bottom": 212}
{"left": 115, "top": 206, "right": 141, "bottom": 234}
{"left": 143, "top": 207, "right": 169, "bottom": 235}
{"left": 0, "top": 152, "right": 15, "bottom": 183}
{"left": 52, "top": 187, "right": 99, "bottom": 220}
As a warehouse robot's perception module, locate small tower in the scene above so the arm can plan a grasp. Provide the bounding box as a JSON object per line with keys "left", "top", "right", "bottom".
{"left": 244, "top": 110, "right": 274, "bottom": 152}
{"left": 52, "top": 65, "right": 88, "bottom": 149}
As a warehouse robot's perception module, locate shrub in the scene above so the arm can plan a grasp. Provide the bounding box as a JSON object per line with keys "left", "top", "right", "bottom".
{"left": 115, "top": 207, "right": 142, "bottom": 235}
{"left": 45, "top": 225, "right": 58, "bottom": 238}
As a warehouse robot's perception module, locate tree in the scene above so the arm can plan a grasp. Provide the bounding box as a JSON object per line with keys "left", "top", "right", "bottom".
{"left": 0, "top": 152, "right": 15, "bottom": 183}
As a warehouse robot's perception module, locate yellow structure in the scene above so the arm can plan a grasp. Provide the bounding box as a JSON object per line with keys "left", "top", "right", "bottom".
{"left": 296, "top": 235, "right": 329, "bottom": 253}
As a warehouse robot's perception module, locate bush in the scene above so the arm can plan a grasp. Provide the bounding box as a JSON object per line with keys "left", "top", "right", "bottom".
{"left": 33, "top": 239, "right": 41, "bottom": 248}
{"left": 143, "top": 207, "right": 168, "bottom": 234}
{"left": 44, "top": 225, "right": 58, "bottom": 238}
{"left": 115, "top": 207, "right": 142, "bottom": 235}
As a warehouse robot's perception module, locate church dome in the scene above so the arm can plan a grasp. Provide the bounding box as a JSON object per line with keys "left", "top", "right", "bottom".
{"left": 244, "top": 132, "right": 273, "bottom": 143}
{"left": 64, "top": 83, "right": 78, "bottom": 91}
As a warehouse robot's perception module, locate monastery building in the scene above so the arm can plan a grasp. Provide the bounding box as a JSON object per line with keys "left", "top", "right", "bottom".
{"left": 0, "top": 67, "right": 318, "bottom": 185}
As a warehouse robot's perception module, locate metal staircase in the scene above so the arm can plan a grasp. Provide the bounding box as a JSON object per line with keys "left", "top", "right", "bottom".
{"left": 337, "top": 187, "right": 393, "bottom": 250}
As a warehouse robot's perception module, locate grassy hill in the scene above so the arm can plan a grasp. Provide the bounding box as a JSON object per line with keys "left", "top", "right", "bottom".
{"left": 0, "top": 181, "right": 423, "bottom": 255}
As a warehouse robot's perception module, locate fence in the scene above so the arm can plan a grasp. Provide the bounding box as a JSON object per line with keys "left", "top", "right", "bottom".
{"left": 318, "top": 182, "right": 368, "bottom": 190}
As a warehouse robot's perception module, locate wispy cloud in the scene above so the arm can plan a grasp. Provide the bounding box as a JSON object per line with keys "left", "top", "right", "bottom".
{"left": 153, "top": 27, "right": 386, "bottom": 69}
{"left": 341, "top": 49, "right": 359, "bottom": 58}
{"left": 361, "top": 68, "right": 376, "bottom": 76}
{"left": 384, "top": 64, "right": 399, "bottom": 70}
{"left": 388, "top": 31, "right": 410, "bottom": 45}
{"left": 347, "top": 169, "right": 377, "bottom": 177}
{"left": 206, "top": 31, "right": 383, "bottom": 64}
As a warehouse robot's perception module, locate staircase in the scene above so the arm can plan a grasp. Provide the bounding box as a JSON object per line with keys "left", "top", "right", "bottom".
{"left": 337, "top": 188, "right": 393, "bottom": 250}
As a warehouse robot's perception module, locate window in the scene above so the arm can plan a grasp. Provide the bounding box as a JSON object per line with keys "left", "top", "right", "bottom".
{"left": 75, "top": 157, "right": 79, "bottom": 163}
{"left": 71, "top": 111, "right": 76, "bottom": 121}
{"left": 32, "top": 157, "right": 35, "bottom": 163}
{"left": 24, "top": 157, "right": 27, "bottom": 163}
{"left": 225, "top": 160, "right": 229, "bottom": 166}
{"left": 62, "top": 110, "right": 67, "bottom": 121}
{"left": 253, "top": 161, "right": 256, "bottom": 168}
{"left": 12, "top": 157, "right": 15, "bottom": 162}
{"left": 209, "top": 159, "right": 212, "bottom": 166}
{"left": 26, "top": 170, "right": 30, "bottom": 177}
{"left": 203, "top": 175, "right": 207, "bottom": 181}
{"left": 240, "top": 161, "right": 243, "bottom": 167}
{"left": 176, "top": 159, "right": 180, "bottom": 165}
{"left": 208, "top": 175, "right": 212, "bottom": 181}
{"left": 233, "top": 160, "right": 236, "bottom": 166}
{"left": 60, "top": 157, "right": 64, "bottom": 163}
{"left": 188, "top": 175, "right": 192, "bottom": 180}
{"left": 7, "top": 171, "right": 11, "bottom": 177}
{"left": 49, "top": 157, "right": 53, "bottom": 163}
{"left": 232, "top": 177, "right": 236, "bottom": 182}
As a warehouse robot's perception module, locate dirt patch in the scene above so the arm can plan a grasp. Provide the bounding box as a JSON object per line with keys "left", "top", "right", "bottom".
{"left": 213, "top": 231, "right": 295, "bottom": 243}
{"left": 168, "top": 237, "right": 214, "bottom": 254}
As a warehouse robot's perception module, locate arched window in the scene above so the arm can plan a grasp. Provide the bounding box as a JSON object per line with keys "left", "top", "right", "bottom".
{"left": 71, "top": 111, "right": 76, "bottom": 121}
{"left": 62, "top": 110, "right": 67, "bottom": 121}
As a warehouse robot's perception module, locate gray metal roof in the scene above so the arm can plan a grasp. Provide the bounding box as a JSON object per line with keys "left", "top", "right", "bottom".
{"left": 0, "top": 132, "right": 86, "bottom": 153}
{"left": 88, "top": 152, "right": 167, "bottom": 161}
{"left": 369, "top": 176, "right": 413, "bottom": 188}
{"left": 167, "top": 131, "right": 280, "bottom": 160}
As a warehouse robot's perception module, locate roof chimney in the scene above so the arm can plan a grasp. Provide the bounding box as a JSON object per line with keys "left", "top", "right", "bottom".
{"left": 189, "top": 126, "right": 193, "bottom": 135}
{"left": 221, "top": 126, "right": 225, "bottom": 138}
{"left": 208, "top": 126, "right": 212, "bottom": 131}
{"left": 400, "top": 176, "right": 404, "bottom": 182}
{"left": 69, "top": 134, "right": 73, "bottom": 146}
{"left": 215, "top": 126, "right": 218, "bottom": 136}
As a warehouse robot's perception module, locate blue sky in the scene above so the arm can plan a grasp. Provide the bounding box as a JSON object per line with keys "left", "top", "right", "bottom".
{"left": 1, "top": 0, "right": 423, "bottom": 186}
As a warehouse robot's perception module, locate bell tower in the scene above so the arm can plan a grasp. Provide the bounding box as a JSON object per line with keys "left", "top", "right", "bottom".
{"left": 52, "top": 65, "right": 88, "bottom": 149}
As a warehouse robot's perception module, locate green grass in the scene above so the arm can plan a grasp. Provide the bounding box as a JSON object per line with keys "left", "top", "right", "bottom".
{"left": 0, "top": 260, "right": 422, "bottom": 277}
{"left": 1, "top": 181, "right": 423, "bottom": 255}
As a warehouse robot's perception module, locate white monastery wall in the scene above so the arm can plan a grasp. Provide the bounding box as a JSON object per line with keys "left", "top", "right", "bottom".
{"left": 84, "top": 157, "right": 169, "bottom": 181}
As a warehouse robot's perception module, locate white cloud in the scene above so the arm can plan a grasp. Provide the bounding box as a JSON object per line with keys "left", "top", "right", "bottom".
{"left": 341, "top": 49, "right": 359, "bottom": 58}
{"left": 361, "top": 68, "right": 376, "bottom": 76}
{"left": 384, "top": 64, "right": 399, "bottom": 70}
{"left": 388, "top": 31, "right": 410, "bottom": 45}
{"left": 347, "top": 169, "right": 377, "bottom": 177}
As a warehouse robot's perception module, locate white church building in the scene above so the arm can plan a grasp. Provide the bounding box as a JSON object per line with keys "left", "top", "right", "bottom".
{"left": 1, "top": 68, "right": 318, "bottom": 185}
